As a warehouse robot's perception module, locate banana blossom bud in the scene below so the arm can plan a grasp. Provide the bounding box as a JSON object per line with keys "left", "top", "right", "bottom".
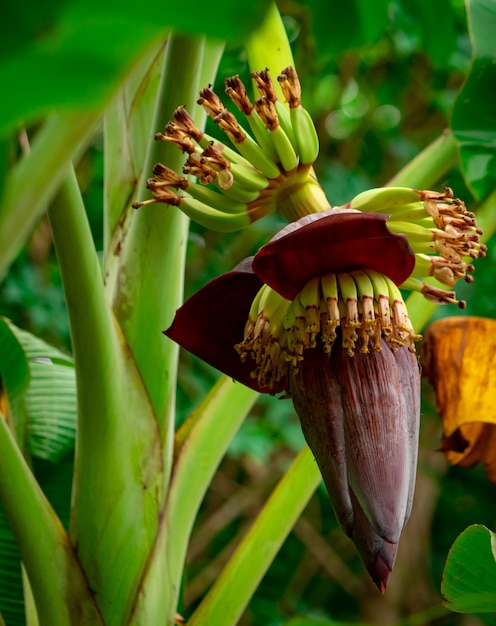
{"left": 291, "top": 337, "right": 419, "bottom": 592}
{"left": 165, "top": 209, "right": 420, "bottom": 590}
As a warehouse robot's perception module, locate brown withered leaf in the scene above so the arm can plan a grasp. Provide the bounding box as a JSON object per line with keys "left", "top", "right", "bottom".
{"left": 423, "top": 316, "right": 496, "bottom": 481}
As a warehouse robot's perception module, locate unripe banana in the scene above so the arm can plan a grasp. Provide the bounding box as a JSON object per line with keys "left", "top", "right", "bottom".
{"left": 179, "top": 197, "right": 251, "bottom": 232}
{"left": 350, "top": 269, "right": 374, "bottom": 300}
{"left": 230, "top": 162, "right": 270, "bottom": 191}
{"left": 270, "top": 125, "right": 299, "bottom": 172}
{"left": 260, "top": 286, "right": 289, "bottom": 320}
{"left": 275, "top": 101, "right": 297, "bottom": 148}
{"left": 337, "top": 272, "right": 358, "bottom": 303}
{"left": 350, "top": 187, "right": 421, "bottom": 213}
{"left": 290, "top": 105, "right": 320, "bottom": 165}
{"left": 268, "top": 297, "right": 293, "bottom": 338}
{"left": 351, "top": 269, "right": 376, "bottom": 329}
{"left": 386, "top": 202, "right": 431, "bottom": 223}
{"left": 297, "top": 276, "right": 321, "bottom": 343}
{"left": 384, "top": 277, "right": 404, "bottom": 305}
{"left": 231, "top": 133, "right": 281, "bottom": 180}
{"left": 298, "top": 276, "right": 321, "bottom": 309}
{"left": 245, "top": 111, "right": 279, "bottom": 163}
{"left": 186, "top": 182, "right": 247, "bottom": 214}
{"left": 218, "top": 183, "right": 260, "bottom": 204}
{"left": 200, "top": 133, "right": 254, "bottom": 169}
{"left": 365, "top": 270, "right": 392, "bottom": 334}
{"left": 283, "top": 303, "right": 296, "bottom": 332}
{"left": 387, "top": 220, "right": 437, "bottom": 243}
{"left": 364, "top": 270, "right": 390, "bottom": 300}
{"left": 321, "top": 273, "right": 339, "bottom": 302}
{"left": 411, "top": 253, "right": 431, "bottom": 277}
{"left": 248, "top": 284, "right": 268, "bottom": 323}
{"left": 320, "top": 273, "right": 340, "bottom": 347}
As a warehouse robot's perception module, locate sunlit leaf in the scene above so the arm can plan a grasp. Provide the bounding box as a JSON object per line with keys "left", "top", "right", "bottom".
{"left": 442, "top": 524, "right": 496, "bottom": 613}
{"left": 0, "top": 318, "right": 76, "bottom": 462}
{"left": 423, "top": 316, "right": 496, "bottom": 479}
{"left": 451, "top": 0, "right": 496, "bottom": 199}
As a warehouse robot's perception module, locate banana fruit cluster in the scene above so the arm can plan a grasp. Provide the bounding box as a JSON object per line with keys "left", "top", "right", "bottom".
{"left": 347, "top": 186, "right": 487, "bottom": 307}
{"left": 133, "top": 67, "right": 326, "bottom": 231}
{"left": 235, "top": 269, "right": 421, "bottom": 392}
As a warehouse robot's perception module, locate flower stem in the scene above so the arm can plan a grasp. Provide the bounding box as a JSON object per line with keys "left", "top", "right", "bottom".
{"left": 244, "top": 2, "right": 295, "bottom": 101}
{"left": 387, "top": 130, "right": 458, "bottom": 189}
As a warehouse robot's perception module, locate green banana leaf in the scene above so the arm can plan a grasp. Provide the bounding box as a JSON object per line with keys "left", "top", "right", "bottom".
{"left": 442, "top": 524, "right": 496, "bottom": 613}
{"left": 0, "top": 318, "right": 77, "bottom": 625}
{"left": 452, "top": 0, "right": 496, "bottom": 199}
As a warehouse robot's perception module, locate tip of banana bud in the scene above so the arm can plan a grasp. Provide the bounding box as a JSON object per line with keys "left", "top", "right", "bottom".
{"left": 367, "top": 545, "right": 395, "bottom": 594}
{"left": 349, "top": 490, "right": 399, "bottom": 594}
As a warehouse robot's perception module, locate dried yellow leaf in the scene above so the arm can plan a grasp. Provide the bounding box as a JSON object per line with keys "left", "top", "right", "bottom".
{"left": 423, "top": 316, "right": 496, "bottom": 480}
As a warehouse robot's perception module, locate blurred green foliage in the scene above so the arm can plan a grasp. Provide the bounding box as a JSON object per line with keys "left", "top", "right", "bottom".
{"left": 1, "top": 0, "right": 495, "bottom": 624}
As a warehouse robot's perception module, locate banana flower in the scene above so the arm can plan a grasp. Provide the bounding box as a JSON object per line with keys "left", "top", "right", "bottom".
{"left": 135, "top": 66, "right": 485, "bottom": 591}
{"left": 166, "top": 209, "right": 419, "bottom": 592}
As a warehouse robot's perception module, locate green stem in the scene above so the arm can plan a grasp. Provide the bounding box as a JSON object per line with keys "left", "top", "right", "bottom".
{"left": 22, "top": 564, "right": 40, "bottom": 626}
{"left": 0, "top": 416, "right": 102, "bottom": 626}
{"left": 0, "top": 113, "right": 99, "bottom": 280}
{"left": 387, "top": 130, "right": 458, "bottom": 189}
{"left": 49, "top": 166, "right": 162, "bottom": 626}
{"left": 103, "top": 40, "right": 166, "bottom": 254}
{"left": 133, "top": 376, "right": 258, "bottom": 624}
{"left": 244, "top": 1, "right": 295, "bottom": 101}
{"left": 186, "top": 445, "right": 321, "bottom": 626}
{"left": 107, "top": 35, "right": 218, "bottom": 478}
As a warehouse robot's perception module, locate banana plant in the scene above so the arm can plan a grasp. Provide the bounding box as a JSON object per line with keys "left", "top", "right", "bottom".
{"left": 0, "top": 0, "right": 495, "bottom": 625}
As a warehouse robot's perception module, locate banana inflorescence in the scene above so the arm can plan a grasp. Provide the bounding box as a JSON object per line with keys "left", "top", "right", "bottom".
{"left": 235, "top": 269, "right": 421, "bottom": 392}
{"left": 133, "top": 67, "right": 324, "bottom": 231}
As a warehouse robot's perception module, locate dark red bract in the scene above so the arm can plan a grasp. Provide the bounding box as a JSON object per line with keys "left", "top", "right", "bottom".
{"left": 253, "top": 210, "right": 415, "bottom": 300}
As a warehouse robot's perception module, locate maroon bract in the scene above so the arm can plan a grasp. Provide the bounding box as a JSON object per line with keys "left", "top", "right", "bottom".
{"left": 253, "top": 209, "right": 414, "bottom": 300}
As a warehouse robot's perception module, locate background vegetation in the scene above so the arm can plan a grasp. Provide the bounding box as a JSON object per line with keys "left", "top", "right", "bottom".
{"left": 0, "top": 0, "right": 495, "bottom": 624}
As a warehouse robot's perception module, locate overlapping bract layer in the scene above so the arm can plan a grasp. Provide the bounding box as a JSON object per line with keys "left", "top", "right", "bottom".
{"left": 291, "top": 338, "right": 419, "bottom": 592}
{"left": 134, "top": 65, "right": 486, "bottom": 593}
